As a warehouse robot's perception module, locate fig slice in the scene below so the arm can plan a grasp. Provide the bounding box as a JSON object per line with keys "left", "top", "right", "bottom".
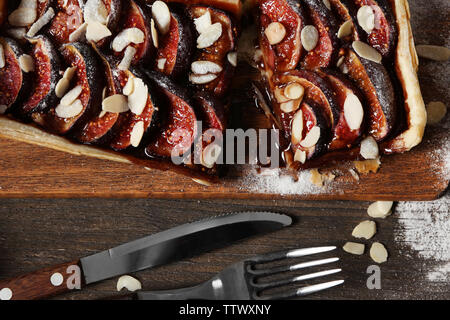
{"left": 47, "top": 0, "right": 84, "bottom": 45}
{"left": 351, "top": 0, "right": 397, "bottom": 57}
{"left": 258, "top": 0, "right": 305, "bottom": 73}
{"left": 320, "top": 70, "right": 365, "bottom": 150}
{"left": 107, "top": 68, "right": 157, "bottom": 150}
{"left": 301, "top": 0, "right": 340, "bottom": 70}
{"left": 113, "top": 0, "right": 152, "bottom": 65}
{"left": 340, "top": 47, "right": 396, "bottom": 141}
{"left": 291, "top": 99, "right": 330, "bottom": 160}
{"left": 18, "top": 35, "right": 61, "bottom": 118}
{"left": 154, "top": 11, "right": 194, "bottom": 78}
{"left": 144, "top": 71, "right": 198, "bottom": 159}
{"left": 32, "top": 42, "right": 103, "bottom": 135}
{"left": 75, "top": 46, "right": 119, "bottom": 143}
{"left": 188, "top": 5, "right": 237, "bottom": 97}
{"left": 272, "top": 70, "right": 340, "bottom": 134}
{"left": 0, "top": 37, "right": 31, "bottom": 114}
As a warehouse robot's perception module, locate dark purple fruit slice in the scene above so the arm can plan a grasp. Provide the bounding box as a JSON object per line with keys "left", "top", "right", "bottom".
{"left": 76, "top": 46, "right": 119, "bottom": 143}
{"left": 291, "top": 99, "right": 330, "bottom": 160}
{"left": 340, "top": 47, "right": 396, "bottom": 141}
{"left": 329, "top": 0, "right": 360, "bottom": 41}
{"left": 32, "top": 42, "right": 103, "bottom": 135}
{"left": 188, "top": 5, "right": 237, "bottom": 97}
{"left": 37, "top": 0, "right": 52, "bottom": 18}
{"left": 144, "top": 71, "right": 198, "bottom": 158}
{"left": 48, "top": 0, "right": 84, "bottom": 45}
{"left": 259, "top": 0, "right": 305, "bottom": 73}
{"left": 320, "top": 70, "right": 365, "bottom": 150}
{"left": 352, "top": 0, "right": 396, "bottom": 57}
{"left": 19, "top": 35, "right": 61, "bottom": 117}
{"left": 114, "top": 0, "right": 152, "bottom": 65}
{"left": 154, "top": 11, "right": 194, "bottom": 78}
{"left": 0, "top": 37, "right": 31, "bottom": 113}
{"left": 107, "top": 68, "right": 157, "bottom": 150}
{"left": 272, "top": 70, "right": 340, "bottom": 132}
{"left": 301, "top": 0, "right": 339, "bottom": 70}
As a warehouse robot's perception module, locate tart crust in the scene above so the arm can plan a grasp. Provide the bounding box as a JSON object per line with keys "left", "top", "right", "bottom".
{"left": 0, "top": 0, "right": 426, "bottom": 174}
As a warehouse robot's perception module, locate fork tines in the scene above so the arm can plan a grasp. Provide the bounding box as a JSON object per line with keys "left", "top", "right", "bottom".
{"left": 247, "top": 246, "right": 344, "bottom": 300}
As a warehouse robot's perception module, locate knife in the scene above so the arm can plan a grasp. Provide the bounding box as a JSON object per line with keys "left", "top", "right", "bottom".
{"left": 0, "top": 211, "right": 291, "bottom": 300}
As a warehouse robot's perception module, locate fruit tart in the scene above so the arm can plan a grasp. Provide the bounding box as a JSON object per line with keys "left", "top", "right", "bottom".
{"left": 254, "top": 0, "right": 425, "bottom": 169}
{"left": 0, "top": 0, "right": 239, "bottom": 180}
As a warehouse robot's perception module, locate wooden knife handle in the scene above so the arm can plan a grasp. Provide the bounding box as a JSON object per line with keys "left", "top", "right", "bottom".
{"left": 0, "top": 260, "right": 83, "bottom": 300}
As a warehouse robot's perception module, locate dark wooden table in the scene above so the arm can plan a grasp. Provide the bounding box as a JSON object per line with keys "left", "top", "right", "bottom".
{"left": 0, "top": 0, "right": 449, "bottom": 300}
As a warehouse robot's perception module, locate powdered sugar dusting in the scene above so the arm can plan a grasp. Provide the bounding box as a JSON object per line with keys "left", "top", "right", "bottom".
{"left": 395, "top": 195, "right": 450, "bottom": 282}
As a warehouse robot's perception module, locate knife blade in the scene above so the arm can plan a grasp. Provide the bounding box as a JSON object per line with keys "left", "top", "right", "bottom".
{"left": 0, "top": 211, "right": 291, "bottom": 300}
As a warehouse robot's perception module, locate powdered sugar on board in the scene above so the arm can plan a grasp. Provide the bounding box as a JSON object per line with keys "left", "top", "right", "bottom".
{"left": 395, "top": 194, "right": 450, "bottom": 283}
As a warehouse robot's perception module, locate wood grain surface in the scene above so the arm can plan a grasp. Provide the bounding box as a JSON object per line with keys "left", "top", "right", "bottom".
{"left": 0, "top": 195, "right": 448, "bottom": 300}
{"left": 0, "top": 1, "right": 448, "bottom": 200}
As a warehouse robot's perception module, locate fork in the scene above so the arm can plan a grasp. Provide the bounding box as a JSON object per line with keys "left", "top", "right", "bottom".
{"left": 136, "top": 246, "right": 343, "bottom": 300}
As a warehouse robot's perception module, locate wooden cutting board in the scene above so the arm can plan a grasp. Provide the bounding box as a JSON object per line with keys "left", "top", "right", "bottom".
{"left": 0, "top": 1, "right": 448, "bottom": 200}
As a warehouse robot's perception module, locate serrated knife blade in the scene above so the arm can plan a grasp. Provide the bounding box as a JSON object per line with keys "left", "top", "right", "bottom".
{"left": 80, "top": 211, "right": 292, "bottom": 284}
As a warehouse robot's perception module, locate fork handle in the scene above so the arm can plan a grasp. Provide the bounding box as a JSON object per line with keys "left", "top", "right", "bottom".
{"left": 136, "top": 283, "right": 211, "bottom": 300}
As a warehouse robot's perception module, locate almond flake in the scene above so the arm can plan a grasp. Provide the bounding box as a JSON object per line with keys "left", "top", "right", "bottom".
{"left": 102, "top": 94, "right": 129, "bottom": 113}
{"left": 118, "top": 46, "right": 137, "bottom": 71}
{"left": 343, "top": 242, "right": 365, "bottom": 255}
{"left": 0, "top": 44, "right": 5, "bottom": 69}
{"left": 55, "top": 78, "right": 70, "bottom": 98}
{"left": 6, "top": 28, "right": 27, "bottom": 40}
{"left": 337, "top": 20, "right": 353, "bottom": 39}
{"left": 189, "top": 73, "right": 218, "bottom": 84}
{"left": 357, "top": 5, "right": 375, "bottom": 34}
{"left": 191, "top": 61, "right": 223, "bottom": 75}
{"left": 280, "top": 100, "right": 300, "bottom": 113}
{"left": 61, "top": 85, "right": 82, "bottom": 106}
{"left": 294, "top": 149, "right": 306, "bottom": 164}
{"left": 150, "top": 19, "right": 159, "bottom": 48}
{"left": 336, "top": 56, "right": 345, "bottom": 68}
{"left": 360, "top": 136, "right": 379, "bottom": 159}
{"left": 284, "top": 83, "right": 304, "bottom": 100}
{"left": 322, "top": 0, "right": 331, "bottom": 10}
{"left": 194, "top": 11, "right": 212, "bottom": 34}
{"left": 123, "top": 77, "right": 134, "bottom": 96}
{"left": 116, "top": 275, "right": 142, "bottom": 292}
{"left": 55, "top": 99, "right": 83, "bottom": 118}
{"left": 69, "top": 22, "right": 88, "bottom": 42}
{"left": 151, "top": 1, "right": 171, "bottom": 35}
{"left": 63, "top": 66, "right": 77, "bottom": 80}
{"left": 349, "top": 168, "right": 360, "bottom": 181}
{"left": 197, "top": 22, "right": 222, "bottom": 49}
{"left": 202, "top": 143, "right": 222, "bottom": 168}
{"left": 84, "top": 0, "right": 108, "bottom": 25}
{"left": 291, "top": 109, "right": 304, "bottom": 145}
{"left": 157, "top": 58, "right": 166, "bottom": 70}
{"left": 18, "top": 54, "right": 35, "bottom": 73}
{"left": 367, "top": 201, "right": 393, "bottom": 219}
{"left": 128, "top": 78, "right": 148, "bottom": 116}
{"left": 8, "top": 7, "right": 37, "bottom": 27}
{"left": 352, "top": 40, "right": 382, "bottom": 63}
{"left": 102, "top": 87, "right": 107, "bottom": 100}
{"left": 27, "top": 7, "right": 55, "bottom": 37}
{"left": 426, "top": 101, "right": 447, "bottom": 124}
{"left": 86, "top": 21, "right": 112, "bottom": 42}
{"left": 301, "top": 25, "right": 319, "bottom": 51}
{"left": 352, "top": 220, "right": 376, "bottom": 239}
{"left": 20, "top": 0, "right": 37, "bottom": 9}
{"left": 130, "top": 121, "right": 145, "bottom": 147}
{"left": 344, "top": 93, "right": 364, "bottom": 130}
{"left": 227, "top": 52, "right": 238, "bottom": 67}
{"left": 0, "top": 105, "right": 8, "bottom": 114}
{"left": 274, "top": 87, "right": 290, "bottom": 103}
{"left": 300, "top": 126, "right": 320, "bottom": 148}
{"left": 416, "top": 45, "right": 450, "bottom": 61}
{"left": 264, "top": 22, "right": 286, "bottom": 45}
{"left": 370, "top": 242, "right": 388, "bottom": 264}
{"left": 112, "top": 28, "right": 145, "bottom": 52}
